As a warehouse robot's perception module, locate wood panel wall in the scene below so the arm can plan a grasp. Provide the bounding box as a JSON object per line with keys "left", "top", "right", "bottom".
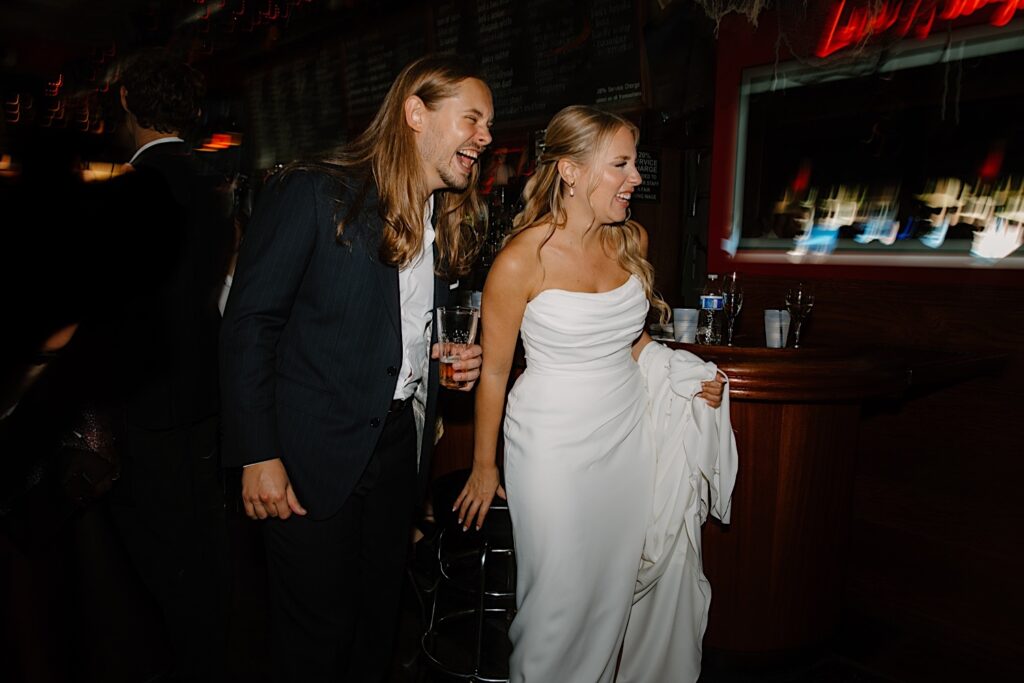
{"left": 712, "top": 273, "right": 1024, "bottom": 674}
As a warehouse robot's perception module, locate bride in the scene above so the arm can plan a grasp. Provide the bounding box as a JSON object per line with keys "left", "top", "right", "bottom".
{"left": 454, "top": 105, "right": 726, "bottom": 682}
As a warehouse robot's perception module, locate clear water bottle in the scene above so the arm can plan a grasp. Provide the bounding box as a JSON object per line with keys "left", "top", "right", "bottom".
{"left": 697, "top": 274, "right": 724, "bottom": 345}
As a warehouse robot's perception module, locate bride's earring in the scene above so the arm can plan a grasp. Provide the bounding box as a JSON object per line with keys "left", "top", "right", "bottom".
{"left": 568, "top": 180, "right": 575, "bottom": 197}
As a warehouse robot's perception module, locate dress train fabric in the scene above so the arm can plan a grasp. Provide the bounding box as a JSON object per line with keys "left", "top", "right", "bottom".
{"left": 619, "top": 342, "right": 739, "bottom": 683}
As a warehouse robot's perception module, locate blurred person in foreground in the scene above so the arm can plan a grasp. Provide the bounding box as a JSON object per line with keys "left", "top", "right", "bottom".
{"left": 94, "top": 48, "right": 231, "bottom": 682}
{"left": 219, "top": 54, "right": 490, "bottom": 682}
{"left": 0, "top": 110, "right": 219, "bottom": 679}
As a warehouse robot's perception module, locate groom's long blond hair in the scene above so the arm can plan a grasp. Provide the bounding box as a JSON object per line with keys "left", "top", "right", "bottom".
{"left": 295, "top": 54, "right": 486, "bottom": 279}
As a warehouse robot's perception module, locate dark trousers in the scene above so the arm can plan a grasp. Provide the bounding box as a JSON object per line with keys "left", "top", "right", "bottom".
{"left": 107, "top": 415, "right": 229, "bottom": 682}
{"left": 264, "top": 402, "right": 417, "bottom": 683}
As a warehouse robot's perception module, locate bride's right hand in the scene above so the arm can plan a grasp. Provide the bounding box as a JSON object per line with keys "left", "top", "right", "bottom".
{"left": 453, "top": 465, "right": 507, "bottom": 532}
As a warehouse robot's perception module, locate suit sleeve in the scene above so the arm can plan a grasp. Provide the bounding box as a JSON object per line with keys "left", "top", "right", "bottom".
{"left": 219, "top": 172, "right": 320, "bottom": 467}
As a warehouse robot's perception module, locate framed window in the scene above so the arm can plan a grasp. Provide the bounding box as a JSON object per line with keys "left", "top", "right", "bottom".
{"left": 719, "top": 22, "right": 1024, "bottom": 270}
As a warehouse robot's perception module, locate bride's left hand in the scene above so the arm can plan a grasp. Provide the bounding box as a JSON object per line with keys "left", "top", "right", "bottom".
{"left": 453, "top": 465, "right": 506, "bottom": 532}
{"left": 697, "top": 371, "right": 727, "bottom": 408}
{"left": 431, "top": 342, "right": 483, "bottom": 391}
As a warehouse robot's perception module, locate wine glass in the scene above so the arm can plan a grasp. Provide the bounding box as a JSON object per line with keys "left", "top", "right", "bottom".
{"left": 722, "top": 272, "right": 743, "bottom": 346}
{"left": 785, "top": 283, "right": 815, "bottom": 348}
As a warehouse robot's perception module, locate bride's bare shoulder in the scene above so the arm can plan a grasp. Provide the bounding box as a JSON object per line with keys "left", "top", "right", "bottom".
{"left": 505, "top": 222, "right": 555, "bottom": 249}
{"left": 489, "top": 224, "right": 551, "bottom": 292}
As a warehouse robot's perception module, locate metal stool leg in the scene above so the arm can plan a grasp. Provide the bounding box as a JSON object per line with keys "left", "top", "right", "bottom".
{"left": 421, "top": 470, "right": 514, "bottom": 682}
{"left": 474, "top": 542, "right": 489, "bottom": 678}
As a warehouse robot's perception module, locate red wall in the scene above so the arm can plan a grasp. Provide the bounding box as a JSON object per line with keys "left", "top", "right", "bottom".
{"left": 707, "top": 9, "right": 1024, "bottom": 675}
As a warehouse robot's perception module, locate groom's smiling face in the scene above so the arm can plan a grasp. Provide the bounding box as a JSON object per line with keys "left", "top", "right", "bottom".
{"left": 413, "top": 77, "right": 494, "bottom": 193}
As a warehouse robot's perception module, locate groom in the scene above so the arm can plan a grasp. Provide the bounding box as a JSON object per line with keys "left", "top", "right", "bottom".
{"left": 220, "top": 55, "right": 492, "bottom": 681}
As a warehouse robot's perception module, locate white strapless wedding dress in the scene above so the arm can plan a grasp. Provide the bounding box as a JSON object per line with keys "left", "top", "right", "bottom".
{"left": 503, "top": 275, "right": 655, "bottom": 683}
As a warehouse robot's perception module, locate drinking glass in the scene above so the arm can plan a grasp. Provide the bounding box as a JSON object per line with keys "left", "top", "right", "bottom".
{"left": 722, "top": 272, "right": 743, "bottom": 346}
{"left": 784, "top": 283, "right": 815, "bottom": 348}
{"left": 435, "top": 306, "right": 480, "bottom": 389}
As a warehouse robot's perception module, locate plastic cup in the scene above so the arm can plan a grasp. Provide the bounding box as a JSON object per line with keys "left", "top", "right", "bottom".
{"left": 672, "top": 308, "right": 698, "bottom": 343}
{"left": 765, "top": 310, "right": 784, "bottom": 348}
{"left": 435, "top": 306, "right": 479, "bottom": 388}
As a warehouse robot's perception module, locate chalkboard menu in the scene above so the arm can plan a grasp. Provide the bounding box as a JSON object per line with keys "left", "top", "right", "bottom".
{"left": 244, "top": 1, "right": 644, "bottom": 168}
{"left": 434, "top": 0, "right": 643, "bottom": 123}
{"left": 245, "top": 43, "right": 347, "bottom": 169}
{"left": 343, "top": 21, "right": 428, "bottom": 123}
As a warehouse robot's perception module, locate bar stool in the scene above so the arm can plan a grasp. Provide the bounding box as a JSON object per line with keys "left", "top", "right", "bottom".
{"left": 421, "top": 469, "right": 516, "bottom": 682}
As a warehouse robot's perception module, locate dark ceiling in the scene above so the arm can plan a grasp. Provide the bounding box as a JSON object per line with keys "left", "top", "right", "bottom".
{"left": 0, "top": 0, "right": 396, "bottom": 90}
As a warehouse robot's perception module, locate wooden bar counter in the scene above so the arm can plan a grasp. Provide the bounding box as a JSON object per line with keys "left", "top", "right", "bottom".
{"left": 662, "top": 343, "right": 1003, "bottom": 656}
{"left": 658, "top": 344, "right": 904, "bottom": 654}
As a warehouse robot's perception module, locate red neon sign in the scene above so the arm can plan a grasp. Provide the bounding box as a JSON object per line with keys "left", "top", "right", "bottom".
{"left": 817, "top": 0, "right": 1023, "bottom": 57}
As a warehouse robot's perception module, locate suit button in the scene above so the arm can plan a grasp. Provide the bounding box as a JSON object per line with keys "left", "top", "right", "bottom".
{"left": 370, "top": 417, "right": 381, "bottom": 428}
{"left": 386, "top": 366, "right": 398, "bottom": 376}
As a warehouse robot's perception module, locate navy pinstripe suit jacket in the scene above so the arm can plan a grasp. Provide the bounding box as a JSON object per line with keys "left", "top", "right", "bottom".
{"left": 220, "top": 169, "right": 448, "bottom": 519}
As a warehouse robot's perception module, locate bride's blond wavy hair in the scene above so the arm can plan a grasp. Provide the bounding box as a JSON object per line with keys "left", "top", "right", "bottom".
{"left": 506, "top": 105, "right": 669, "bottom": 322}
{"left": 290, "top": 55, "right": 485, "bottom": 279}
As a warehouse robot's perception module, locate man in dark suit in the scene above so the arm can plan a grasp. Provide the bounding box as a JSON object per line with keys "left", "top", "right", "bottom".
{"left": 220, "top": 55, "right": 493, "bottom": 681}
{"left": 101, "top": 49, "right": 231, "bottom": 682}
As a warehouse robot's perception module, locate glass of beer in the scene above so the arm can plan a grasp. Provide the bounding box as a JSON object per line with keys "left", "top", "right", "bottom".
{"left": 435, "top": 306, "right": 480, "bottom": 389}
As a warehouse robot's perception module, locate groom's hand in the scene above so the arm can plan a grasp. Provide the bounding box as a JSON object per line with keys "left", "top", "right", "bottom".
{"left": 242, "top": 458, "right": 307, "bottom": 520}
{"left": 431, "top": 342, "right": 483, "bottom": 391}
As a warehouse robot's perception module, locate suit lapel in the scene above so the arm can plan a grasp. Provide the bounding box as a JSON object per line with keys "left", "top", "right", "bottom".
{"left": 431, "top": 202, "right": 450, "bottom": 314}
{"left": 371, "top": 190, "right": 450, "bottom": 344}
{"left": 432, "top": 244, "right": 447, "bottom": 314}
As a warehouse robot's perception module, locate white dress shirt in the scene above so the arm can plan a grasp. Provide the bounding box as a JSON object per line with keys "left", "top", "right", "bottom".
{"left": 624, "top": 342, "right": 738, "bottom": 682}
{"left": 393, "top": 196, "right": 436, "bottom": 400}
